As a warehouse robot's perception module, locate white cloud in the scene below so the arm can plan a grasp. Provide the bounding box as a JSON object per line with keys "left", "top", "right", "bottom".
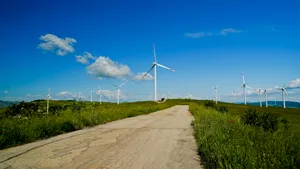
{"left": 184, "top": 32, "right": 213, "bottom": 38}
{"left": 220, "top": 28, "right": 241, "bottom": 36}
{"left": 4, "top": 90, "right": 8, "bottom": 94}
{"left": 287, "top": 78, "right": 300, "bottom": 89}
{"left": 57, "top": 91, "right": 74, "bottom": 97}
{"left": 87, "top": 56, "right": 131, "bottom": 79}
{"left": 185, "top": 28, "right": 242, "bottom": 38}
{"left": 38, "top": 34, "right": 77, "bottom": 56}
{"left": 132, "top": 72, "right": 153, "bottom": 81}
{"left": 75, "top": 52, "right": 97, "bottom": 65}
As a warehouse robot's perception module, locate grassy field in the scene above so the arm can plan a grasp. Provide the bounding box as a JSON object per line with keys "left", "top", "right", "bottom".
{"left": 218, "top": 102, "right": 300, "bottom": 125}
{"left": 190, "top": 102, "right": 300, "bottom": 169}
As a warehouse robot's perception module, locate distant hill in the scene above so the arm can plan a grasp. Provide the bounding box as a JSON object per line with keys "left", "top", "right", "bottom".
{"left": 239, "top": 101, "right": 300, "bottom": 109}
{"left": 0, "top": 100, "right": 19, "bottom": 108}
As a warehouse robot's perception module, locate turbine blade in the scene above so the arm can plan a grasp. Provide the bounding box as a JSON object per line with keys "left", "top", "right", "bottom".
{"left": 119, "top": 80, "right": 128, "bottom": 88}
{"left": 246, "top": 85, "right": 253, "bottom": 89}
{"left": 284, "top": 84, "right": 288, "bottom": 88}
{"left": 156, "top": 63, "right": 176, "bottom": 72}
{"left": 142, "top": 65, "right": 155, "bottom": 79}
{"left": 112, "top": 84, "right": 118, "bottom": 88}
{"left": 242, "top": 72, "right": 245, "bottom": 84}
{"left": 284, "top": 89, "right": 288, "bottom": 95}
{"left": 153, "top": 44, "right": 157, "bottom": 62}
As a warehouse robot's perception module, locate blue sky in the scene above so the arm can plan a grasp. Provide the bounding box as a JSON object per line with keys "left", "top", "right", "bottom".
{"left": 0, "top": 0, "right": 300, "bottom": 102}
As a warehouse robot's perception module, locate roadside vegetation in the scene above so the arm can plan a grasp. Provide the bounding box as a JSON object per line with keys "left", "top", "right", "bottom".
{"left": 1, "top": 98, "right": 300, "bottom": 169}
{"left": 0, "top": 99, "right": 192, "bottom": 149}
{"left": 190, "top": 101, "right": 300, "bottom": 169}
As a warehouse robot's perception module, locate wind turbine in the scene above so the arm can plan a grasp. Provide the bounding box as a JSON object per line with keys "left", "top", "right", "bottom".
{"left": 276, "top": 84, "right": 289, "bottom": 109}
{"left": 113, "top": 80, "right": 128, "bottom": 105}
{"left": 254, "top": 88, "right": 263, "bottom": 107}
{"left": 264, "top": 89, "right": 268, "bottom": 107}
{"left": 46, "top": 88, "right": 51, "bottom": 114}
{"left": 142, "top": 44, "right": 176, "bottom": 102}
{"left": 90, "top": 90, "right": 93, "bottom": 103}
{"left": 234, "top": 72, "right": 252, "bottom": 105}
{"left": 214, "top": 86, "right": 219, "bottom": 104}
{"left": 97, "top": 85, "right": 102, "bottom": 105}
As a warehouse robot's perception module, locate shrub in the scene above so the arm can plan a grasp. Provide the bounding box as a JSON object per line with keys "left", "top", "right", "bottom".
{"left": 217, "top": 105, "right": 228, "bottom": 113}
{"left": 241, "top": 108, "right": 280, "bottom": 132}
{"left": 204, "top": 100, "right": 216, "bottom": 109}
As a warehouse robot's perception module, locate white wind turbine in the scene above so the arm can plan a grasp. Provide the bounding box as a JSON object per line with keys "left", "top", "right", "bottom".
{"left": 142, "top": 44, "right": 176, "bottom": 102}
{"left": 264, "top": 89, "right": 268, "bottom": 107}
{"left": 254, "top": 88, "right": 263, "bottom": 107}
{"left": 214, "top": 86, "right": 219, "bottom": 104}
{"left": 113, "top": 80, "right": 128, "bottom": 105}
{"left": 276, "top": 84, "right": 289, "bottom": 109}
{"left": 234, "top": 72, "right": 252, "bottom": 105}
{"left": 46, "top": 88, "right": 51, "bottom": 114}
{"left": 90, "top": 90, "right": 93, "bottom": 103}
{"left": 97, "top": 85, "right": 103, "bottom": 105}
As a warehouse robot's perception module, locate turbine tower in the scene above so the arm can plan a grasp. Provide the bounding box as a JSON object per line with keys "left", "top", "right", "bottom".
{"left": 90, "top": 90, "right": 93, "bottom": 103}
{"left": 255, "top": 89, "right": 263, "bottom": 107}
{"left": 97, "top": 85, "right": 102, "bottom": 105}
{"left": 264, "top": 89, "right": 268, "bottom": 107}
{"left": 214, "top": 86, "right": 219, "bottom": 104}
{"left": 142, "top": 44, "right": 176, "bottom": 102}
{"left": 234, "top": 72, "right": 252, "bottom": 105}
{"left": 277, "top": 84, "right": 289, "bottom": 109}
{"left": 46, "top": 88, "right": 51, "bottom": 114}
{"left": 113, "top": 80, "right": 128, "bottom": 105}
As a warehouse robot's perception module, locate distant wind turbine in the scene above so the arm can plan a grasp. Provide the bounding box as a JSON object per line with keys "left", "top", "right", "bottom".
{"left": 113, "top": 80, "right": 128, "bottom": 105}
{"left": 142, "top": 44, "right": 176, "bottom": 102}
{"left": 234, "top": 72, "right": 252, "bottom": 105}
{"left": 46, "top": 88, "right": 51, "bottom": 114}
{"left": 254, "top": 88, "right": 263, "bottom": 107}
{"left": 90, "top": 90, "right": 93, "bottom": 103}
{"left": 214, "top": 86, "right": 219, "bottom": 104}
{"left": 97, "top": 85, "right": 103, "bottom": 105}
{"left": 264, "top": 89, "right": 268, "bottom": 107}
{"left": 276, "top": 84, "right": 289, "bottom": 109}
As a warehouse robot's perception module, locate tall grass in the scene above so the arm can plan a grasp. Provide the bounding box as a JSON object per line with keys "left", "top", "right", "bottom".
{"left": 190, "top": 103, "right": 300, "bottom": 169}
{"left": 0, "top": 100, "right": 186, "bottom": 149}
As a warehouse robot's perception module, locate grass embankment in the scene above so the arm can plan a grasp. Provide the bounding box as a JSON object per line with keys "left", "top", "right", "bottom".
{"left": 190, "top": 103, "right": 300, "bottom": 169}
{"left": 0, "top": 100, "right": 192, "bottom": 150}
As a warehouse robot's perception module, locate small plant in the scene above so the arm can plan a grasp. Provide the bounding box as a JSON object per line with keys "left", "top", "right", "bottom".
{"left": 204, "top": 100, "right": 216, "bottom": 109}
{"left": 217, "top": 105, "right": 228, "bottom": 113}
{"left": 241, "top": 109, "right": 280, "bottom": 132}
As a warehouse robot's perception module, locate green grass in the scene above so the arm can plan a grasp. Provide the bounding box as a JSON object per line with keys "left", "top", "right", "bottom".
{"left": 190, "top": 103, "right": 300, "bottom": 169}
{"left": 0, "top": 99, "right": 198, "bottom": 150}
{"left": 218, "top": 102, "right": 300, "bottom": 125}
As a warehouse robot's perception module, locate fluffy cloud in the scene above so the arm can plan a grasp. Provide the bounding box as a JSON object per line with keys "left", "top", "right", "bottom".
{"left": 287, "top": 78, "right": 300, "bottom": 89}
{"left": 132, "top": 72, "right": 153, "bottom": 81}
{"left": 57, "top": 91, "right": 74, "bottom": 97}
{"left": 219, "top": 28, "right": 241, "bottom": 35}
{"left": 185, "top": 28, "right": 242, "bottom": 38}
{"left": 75, "top": 52, "right": 97, "bottom": 65}
{"left": 4, "top": 90, "right": 8, "bottom": 94}
{"left": 38, "top": 34, "right": 77, "bottom": 56}
{"left": 87, "top": 56, "right": 131, "bottom": 79}
{"left": 184, "top": 32, "right": 213, "bottom": 38}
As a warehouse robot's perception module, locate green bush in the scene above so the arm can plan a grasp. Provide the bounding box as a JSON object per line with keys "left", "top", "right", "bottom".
{"left": 217, "top": 105, "right": 228, "bottom": 113}
{"left": 241, "top": 109, "right": 280, "bottom": 132}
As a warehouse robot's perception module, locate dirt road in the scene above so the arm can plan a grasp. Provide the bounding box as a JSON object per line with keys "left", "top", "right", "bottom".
{"left": 0, "top": 105, "right": 201, "bottom": 169}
